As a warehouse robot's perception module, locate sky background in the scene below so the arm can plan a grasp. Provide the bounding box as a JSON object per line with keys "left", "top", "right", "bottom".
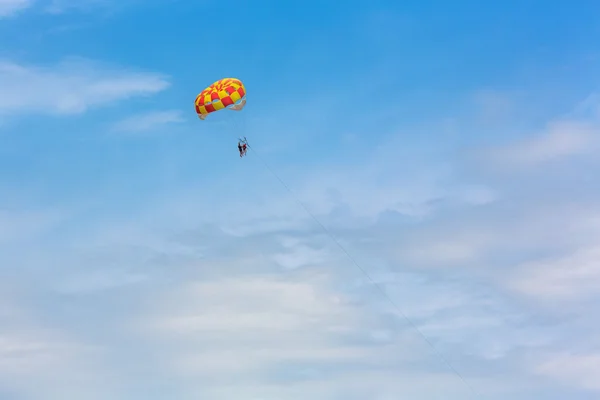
{"left": 1, "top": 0, "right": 600, "bottom": 399}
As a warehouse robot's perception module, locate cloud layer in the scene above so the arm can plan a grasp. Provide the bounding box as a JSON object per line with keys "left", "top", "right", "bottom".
{"left": 3, "top": 92, "right": 600, "bottom": 398}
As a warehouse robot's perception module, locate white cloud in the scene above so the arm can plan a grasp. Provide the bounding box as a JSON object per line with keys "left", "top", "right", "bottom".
{"left": 0, "top": 57, "right": 169, "bottom": 116}
{"left": 361, "top": 196, "right": 600, "bottom": 273}
{"left": 111, "top": 110, "right": 184, "bottom": 133}
{"left": 0, "top": 208, "right": 64, "bottom": 244}
{"left": 54, "top": 268, "right": 148, "bottom": 294}
{"left": 0, "top": 0, "right": 143, "bottom": 17}
{"left": 44, "top": 0, "right": 106, "bottom": 13}
{"left": 132, "top": 270, "right": 475, "bottom": 399}
{"left": 42, "top": 0, "right": 143, "bottom": 15}
{"left": 0, "top": 286, "right": 116, "bottom": 400}
{"left": 0, "top": 0, "right": 32, "bottom": 18}
{"left": 181, "top": 371, "right": 474, "bottom": 400}
{"left": 535, "top": 352, "right": 600, "bottom": 391}
{"left": 509, "top": 245, "right": 600, "bottom": 302}
{"left": 473, "top": 89, "right": 516, "bottom": 123}
{"left": 455, "top": 184, "right": 496, "bottom": 205}
{"left": 486, "top": 120, "right": 599, "bottom": 167}
{"left": 141, "top": 272, "right": 365, "bottom": 345}
{"left": 358, "top": 270, "right": 555, "bottom": 364}
{"left": 565, "top": 92, "right": 600, "bottom": 120}
{"left": 271, "top": 235, "right": 330, "bottom": 269}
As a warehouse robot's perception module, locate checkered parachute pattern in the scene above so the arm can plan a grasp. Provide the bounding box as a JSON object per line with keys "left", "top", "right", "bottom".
{"left": 195, "top": 78, "right": 246, "bottom": 120}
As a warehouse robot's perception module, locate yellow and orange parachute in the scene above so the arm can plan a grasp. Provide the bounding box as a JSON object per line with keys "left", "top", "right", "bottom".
{"left": 195, "top": 78, "right": 246, "bottom": 120}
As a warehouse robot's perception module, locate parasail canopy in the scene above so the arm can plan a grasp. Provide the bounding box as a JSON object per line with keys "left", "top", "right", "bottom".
{"left": 195, "top": 78, "right": 246, "bottom": 120}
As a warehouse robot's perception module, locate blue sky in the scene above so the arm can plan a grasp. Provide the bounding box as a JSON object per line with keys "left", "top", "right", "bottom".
{"left": 1, "top": 0, "right": 600, "bottom": 398}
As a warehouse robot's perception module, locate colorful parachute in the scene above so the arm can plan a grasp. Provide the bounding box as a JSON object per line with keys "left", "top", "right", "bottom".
{"left": 195, "top": 78, "right": 246, "bottom": 120}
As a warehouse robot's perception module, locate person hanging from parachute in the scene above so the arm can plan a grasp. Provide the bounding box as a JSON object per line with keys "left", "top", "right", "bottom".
{"left": 240, "top": 137, "right": 248, "bottom": 157}
{"left": 194, "top": 77, "right": 249, "bottom": 158}
{"left": 237, "top": 137, "right": 248, "bottom": 157}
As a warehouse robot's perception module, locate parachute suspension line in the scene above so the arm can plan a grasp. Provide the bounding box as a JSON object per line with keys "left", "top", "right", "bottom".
{"left": 245, "top": 143, "right": 480, "bottom": 398}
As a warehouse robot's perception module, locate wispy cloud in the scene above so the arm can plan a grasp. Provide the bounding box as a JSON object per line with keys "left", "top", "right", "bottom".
{"left": 509, "top": 245, "right": 600, "bottom": 302}
{"left": 0, "top": 208, "right": 65, "bottom": 244}
{"left": 44, "top": 0, "right": 109, "bottom": 14}
{"left": 490, "top": 121, "right": 597, "bottom": 166}
{"left": 0, "top": 57, "right": 169, "bottom": 116}
{"left": 0, "top": 0, "right": 32, "bottom": 18}
{"left": 472, "top": 89, "right": 516, "bottom": 124}
{"left": 0, "top": 0, "right": 146, "bottom": 18}
{"left": 42, "top": 0, "right": 144, "bottom": 15}
{"left": 111, "top": 110, "right": 184, "bottom": 134}
{"left": 535, "top": 353, "right": 600, "bottom": 392}
{"left": 0, "top": 285, "right": 116, "bottom": 400}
